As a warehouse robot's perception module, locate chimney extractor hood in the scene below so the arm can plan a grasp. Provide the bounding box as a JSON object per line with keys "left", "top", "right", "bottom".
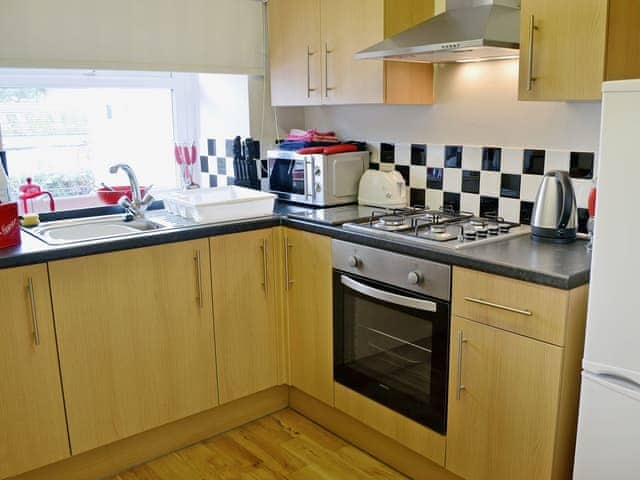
{"left": 356, "top": 0, "right": 520, "bottom": 64}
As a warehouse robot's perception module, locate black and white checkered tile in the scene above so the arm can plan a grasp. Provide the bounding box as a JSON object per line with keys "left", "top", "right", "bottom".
{"left": 368, "top": 143, "right": 595, "bottom": 232}
{"left": 199, "top": 138, "right": 267, "bottom": 188}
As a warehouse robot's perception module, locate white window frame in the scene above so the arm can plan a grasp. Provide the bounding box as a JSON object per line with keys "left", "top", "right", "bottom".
{"left": 0, "top": 68, "right": 201, "bottom": 211}
{"left": 0, "top": 68, "right": 200, "bottom": 146}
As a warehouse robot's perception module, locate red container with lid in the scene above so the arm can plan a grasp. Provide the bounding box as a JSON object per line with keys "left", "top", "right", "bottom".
{"left": 0, "top": 202, "right": 21, "bottom": 249}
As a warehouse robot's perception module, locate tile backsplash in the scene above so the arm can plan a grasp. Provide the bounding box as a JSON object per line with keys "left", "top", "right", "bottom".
{"left": 200, "top": 137, "right": 268, "bottom": 188}
{"left": 200, "top": 137, "right": 593, "bottom": 233}
{"left": 368, "top": 143, "right": 595, "bottom": 231}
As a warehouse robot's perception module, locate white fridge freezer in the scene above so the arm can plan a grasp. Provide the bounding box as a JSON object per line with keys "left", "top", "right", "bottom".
{"left": 573, "top": 79, "right": 640, "bottom": 479}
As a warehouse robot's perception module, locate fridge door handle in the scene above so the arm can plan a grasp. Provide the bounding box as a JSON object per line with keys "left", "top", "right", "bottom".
{"left": 584, "top": 360, "right": 640, "bottom": 387}
{"left": 583, "top": 371, "right": 640, "bottom": 401}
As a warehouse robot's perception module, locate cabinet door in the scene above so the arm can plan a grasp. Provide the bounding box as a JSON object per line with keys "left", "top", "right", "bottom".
{"left": 285, "top": 229, "right": 333, "bottom": 405}
{"left": 269, "top": 0, "right": 322, "bottom": 106}
{"left": 0, "top": 265, "right": 69, "bottom": 479}
{"left": 321, "top": 0, "right": 385, "bottom": 105}
{"left": 518, "top": 0, "right": 607, "bottom": 101}
{"left": 446, "top": 316, "right": 563, "bottom": 480}
{"left": 210, "top": 229, "right": 279, "bottom": 404}
{"left": 605, "top": 0, "right": 640, "bottom": 81}
{"left": 49, "top": 240, "right": 219, "bottom": 454}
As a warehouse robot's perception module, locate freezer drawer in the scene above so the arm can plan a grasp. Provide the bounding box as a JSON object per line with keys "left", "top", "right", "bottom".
{"left": 574, "top": 372, "right": 640, "bottom": 479}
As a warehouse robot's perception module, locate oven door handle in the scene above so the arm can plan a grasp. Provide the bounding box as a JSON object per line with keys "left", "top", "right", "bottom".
{"left": 341, "top": 275, "right": 437, "bottom": 313}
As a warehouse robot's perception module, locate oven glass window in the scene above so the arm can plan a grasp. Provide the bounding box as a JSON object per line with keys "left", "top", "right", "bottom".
{"left": 334, "top": 273, "right": 449, "bottom": 433}
{"left": 269, "top": 158, "right": 305, "bottom": 195}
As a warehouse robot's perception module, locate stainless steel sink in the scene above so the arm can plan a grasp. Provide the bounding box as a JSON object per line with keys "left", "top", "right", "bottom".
{"left": 24, "top": 215, "right": 169, "bottom": 245}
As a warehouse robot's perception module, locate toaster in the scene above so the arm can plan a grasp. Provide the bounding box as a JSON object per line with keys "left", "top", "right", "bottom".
{"left": 358, "top": 168, "right": 408, "bottom": 209}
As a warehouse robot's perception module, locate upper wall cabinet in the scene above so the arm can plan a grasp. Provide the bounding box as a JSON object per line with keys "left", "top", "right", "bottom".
{"left": 0, "top": 0, "right": 264, "bottom": 74}
{"left": 519, "top": 0, "right": 640, "bottom": 101}
{"left": 269, "top": 0, "right": 435, "bottom": 106}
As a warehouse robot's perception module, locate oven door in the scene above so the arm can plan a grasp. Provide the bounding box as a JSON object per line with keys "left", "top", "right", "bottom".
{"left": 334, "top": 271, "right": 450, "bottom": 434}
{"left": 268, "top": 155, "right": 313, "bottom": 203}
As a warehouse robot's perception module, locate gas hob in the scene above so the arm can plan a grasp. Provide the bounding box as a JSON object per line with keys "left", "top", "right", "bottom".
{"left": 343, "top": 207, "right": 531, "bottom": 250}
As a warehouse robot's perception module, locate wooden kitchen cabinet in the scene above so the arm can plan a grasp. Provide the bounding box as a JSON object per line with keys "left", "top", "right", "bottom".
{"left": 269, "top": 0, "right": 434, "bottom": 106}
{"left": 320, "top": 0, "right": 385, "bottom": 105}
{"left": 284, "top": 228, "right": 334, "bottom": 405}
{"left": 210, "top": 229, "right": 281, "bottom": 404}
{"left": 446, "top": 316, "right": 563, "bottom": 480}
{"left": 0, "top": 265, "right": 70, "bottom": 479}
{"left": 519, "top": 0, "right": 640, "bottom": 101}
{"left": 447, "top": 267, "right": 590, "bottom": 480}
{"left": 269, "top": 0, "right": 322, "bottom": 106}
{"left": 49, "top": 240, "right": 219, "bottom": 454}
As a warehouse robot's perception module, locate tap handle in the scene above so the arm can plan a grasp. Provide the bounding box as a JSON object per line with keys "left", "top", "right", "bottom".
{"left": 141, "top": 193, "right": 154, "bottom": 209}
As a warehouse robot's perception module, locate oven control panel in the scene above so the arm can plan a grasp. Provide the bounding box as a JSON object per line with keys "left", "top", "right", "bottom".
{"left": 332, "top": 240, "right": 451, "bottom": 301}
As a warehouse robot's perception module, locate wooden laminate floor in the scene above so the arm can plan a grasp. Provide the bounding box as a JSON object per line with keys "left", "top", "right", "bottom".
{"left": 108, "top": 409, "right": 408, "bottom": 480}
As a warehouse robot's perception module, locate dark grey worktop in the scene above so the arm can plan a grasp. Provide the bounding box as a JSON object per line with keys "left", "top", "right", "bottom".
{"left": 0, "top": 203, "right": 591, "bottom": 289}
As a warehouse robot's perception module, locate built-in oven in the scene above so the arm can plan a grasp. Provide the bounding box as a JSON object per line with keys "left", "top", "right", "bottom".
{"left": 332, "top": 240, "right": 451, "bottom": 434}
{"left": 267, "top": 150, "right": 369, "bottom": 206}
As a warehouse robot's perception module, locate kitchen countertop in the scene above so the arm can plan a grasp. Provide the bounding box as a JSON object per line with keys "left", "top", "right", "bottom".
{"left": 0, "top": 203, "right": 591, "bottom": 289}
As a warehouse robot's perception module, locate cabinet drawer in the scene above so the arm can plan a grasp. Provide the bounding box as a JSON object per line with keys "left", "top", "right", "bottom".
{"left": 452, "top": 268, "right": 569, "bottom": 346}
{"left": 334, "top": 383, "right": 446, "bottom": 466}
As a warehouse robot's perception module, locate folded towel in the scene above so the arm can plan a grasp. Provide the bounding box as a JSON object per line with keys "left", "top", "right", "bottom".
{"left": 278, "top": 140, "right": 341, "bottom": 151}
{"left": 285, "top": 128, "right": 339, "bottom": 143}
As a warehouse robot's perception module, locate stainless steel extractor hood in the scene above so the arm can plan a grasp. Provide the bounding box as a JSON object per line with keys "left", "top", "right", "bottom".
{"left": 356, "top": 0, "right": 520, "bottom": 64}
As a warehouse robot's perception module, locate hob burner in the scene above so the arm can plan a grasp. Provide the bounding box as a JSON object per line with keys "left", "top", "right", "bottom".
{"left": 344, "top": 207, "right": 530, "bottom": 250}
{"left": 380, "top": 215, "right": 405, "bottom": 227}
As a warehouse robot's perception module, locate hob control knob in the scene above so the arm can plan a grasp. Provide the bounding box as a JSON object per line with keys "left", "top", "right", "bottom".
{"left": 348, "top": 255, "right": 361, "bottom": 268}
{"left": 408, "top": 271, "right": 423, "bottom": 285}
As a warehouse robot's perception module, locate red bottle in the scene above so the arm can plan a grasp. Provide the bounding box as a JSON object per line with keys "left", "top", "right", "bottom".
{"left": 19, "top": 178, "right": 55, "bottom": 213}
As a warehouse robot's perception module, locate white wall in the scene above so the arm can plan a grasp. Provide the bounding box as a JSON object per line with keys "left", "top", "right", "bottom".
{"left": 199, "top": 74, "right": 251, "bottom": 149}
{"left": 304, "top": 60, "right": 602, "bottom": 152}
{"left": 249, "top": 76, "right": 305, "bottom": 156}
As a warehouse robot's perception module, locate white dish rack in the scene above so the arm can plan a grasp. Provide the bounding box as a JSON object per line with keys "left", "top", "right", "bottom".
{"left": 162, "top": 186, "right": 276, "bottom": 223}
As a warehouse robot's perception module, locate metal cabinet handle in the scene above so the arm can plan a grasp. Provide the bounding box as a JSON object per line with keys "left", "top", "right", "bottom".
{"left": 527, "top": 15, "right": 538, "bottom": 91}
{"left": 194, "top": 250, "right": 204, "bottom": 309}
{"left": 27, "top": 277, "right": 40, "bottom": 346}
{"left": 464, "top": 296, "right": 533, "bottom": 316}
{"left": 306, "top": 46, "right": 317, "bottom": 99}
{"left": 284, "top": 237, "right": 294, "bottom": 290}
{"left": 324, "top": 42, "right": 335, "bottom": 97}
{"left": 456, "top": 331, "right": 467, "bottom": 400}
{"left": 260, "top": 239, "right": 268, "bottom": 293}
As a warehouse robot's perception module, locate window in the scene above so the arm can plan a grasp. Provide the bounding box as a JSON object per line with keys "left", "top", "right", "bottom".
{"left": 0, "top": 69, "right": 198, "bottom": 213}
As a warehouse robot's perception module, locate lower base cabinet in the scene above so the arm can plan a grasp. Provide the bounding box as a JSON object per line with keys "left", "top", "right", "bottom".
{"left": 446, "top": 316, "right": 564, "bottom": 479}
{"left": 285, "top": 228, "right": 334, "bottom": 406}
{"left": 0, "top": 265, "right": 70, "bottom": 479}
{"left": 49, "top": 240, "right": 219, "bottom": 454}
{"left": 210, "top": 229, "right": 280, "bottom": 404}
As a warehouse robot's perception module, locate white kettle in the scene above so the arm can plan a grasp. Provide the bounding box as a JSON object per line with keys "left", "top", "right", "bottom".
{"left": 358, "top": 166, "right": 408, "bottom": 209}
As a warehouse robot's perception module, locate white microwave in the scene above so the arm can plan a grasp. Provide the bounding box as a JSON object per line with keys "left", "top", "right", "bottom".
{"left": 266, "top": 150, "right": 370, "bottom": 206}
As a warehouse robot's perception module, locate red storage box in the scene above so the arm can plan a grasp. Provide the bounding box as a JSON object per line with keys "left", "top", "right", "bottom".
{"left": 0, "top": 202, "right": 21, "bottom": 249}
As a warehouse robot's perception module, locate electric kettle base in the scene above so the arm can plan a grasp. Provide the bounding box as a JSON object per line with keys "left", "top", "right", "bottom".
{"left": 531, "top": 226, "right": 577, "bottom": 243}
